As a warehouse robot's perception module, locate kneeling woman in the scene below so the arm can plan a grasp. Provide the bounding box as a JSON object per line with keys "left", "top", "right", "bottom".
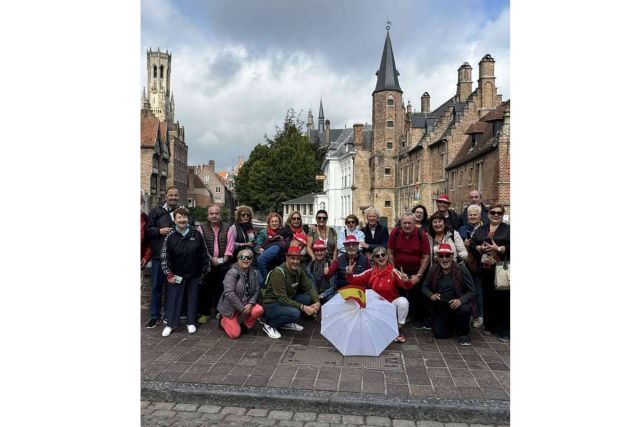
{"left": 346, "top": 246, "right": 413, "bottom": 343}
{"left": 217, "top": 249, "right": 264, "bottom": 339}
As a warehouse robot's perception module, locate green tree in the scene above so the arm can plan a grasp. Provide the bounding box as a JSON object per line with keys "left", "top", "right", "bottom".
{"left": 235, "top": 109, "right": 324, "bottom": 214}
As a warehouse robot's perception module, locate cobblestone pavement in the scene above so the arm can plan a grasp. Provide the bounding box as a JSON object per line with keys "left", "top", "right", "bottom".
{"left": 141, "top": 400, "right": 509, "bottom": 427}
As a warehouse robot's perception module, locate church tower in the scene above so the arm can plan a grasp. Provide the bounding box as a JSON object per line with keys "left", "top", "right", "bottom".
{"left": 145, "top": 48, "right": 174, "bottom": 123}
{"left": 371, "top": 29, "right": 403, "bottom": 220}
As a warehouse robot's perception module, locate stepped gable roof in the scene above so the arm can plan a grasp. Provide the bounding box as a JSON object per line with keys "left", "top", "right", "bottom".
{"left": 373, "top": 32, "right": 402, "bottom": 94}
{"left": 141, "top": 116, "right": 160, "bottom": 147}
{"left": 446, "top": 100, "right": 509, "bottom": 170}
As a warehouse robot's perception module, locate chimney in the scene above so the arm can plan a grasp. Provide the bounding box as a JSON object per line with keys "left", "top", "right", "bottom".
{"left": 325, "top": 119, "right": 331, "bottom": 146}
{"left": 208, "top": 160, "right": 216, "bottom": 171}
{"left": 456, "top": 62, "right": 473, "bottom": 103}
{"left": 478, "top": 54, "right": 497, "bottom": 109}
{"left": 353, "top": 123, "right": 364, "bottom": 147}
{"left": 421, "top": 92, "right": 430, "bottom": 113}
{"left": 407, "top": 100, "right": 412, "bottom": 114}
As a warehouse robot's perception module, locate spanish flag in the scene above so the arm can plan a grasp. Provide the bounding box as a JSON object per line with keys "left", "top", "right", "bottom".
{"left": 338, "top": 285, "right": 367, "bottom": 308}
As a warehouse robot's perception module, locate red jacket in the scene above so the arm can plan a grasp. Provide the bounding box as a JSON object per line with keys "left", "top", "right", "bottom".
{"left": 347, "top": 263, "right": 412, "bottom": 302}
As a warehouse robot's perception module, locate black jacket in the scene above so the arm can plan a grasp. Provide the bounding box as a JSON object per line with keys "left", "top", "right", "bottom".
{"left": 145, "top": 204, "right": 194, "bottom": 258}
{"left": 161, "top": 226, "right": 211, "bottom": 280}
{"left": 361, "top": 222, "right": 389, "bottom": 254}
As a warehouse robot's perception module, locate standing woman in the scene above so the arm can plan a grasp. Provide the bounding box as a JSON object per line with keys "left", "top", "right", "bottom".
{"left": 426, "top": 212, "right": 467, "bottom": 264}
{"left": 469, "top": 205, "right": 510, "bottom": 341}
{"left": 412, "top": 204, "right": 429, "bottom": 230}
{"left": 217, "top": 249, "right": 264, "bottom": 339}
{"left": 307, "top": 210, "right": 338, "bottom": 261}
{"left": 360, "top": 207, "right": 389, "bottom": 259}
{"left": 229, "top": 205, "right": 257, "bottom": 261}
{"left": 459, "top": 204, "right": 485, "bottom": 328}
{"left": 346, "top": 246, "right": 413, "bottom": 343}
{"left": 336, "top": 214, "right": 365, "bottom": 254}
{"left": 160, "top": 207, "right": 211, "bottom": 337}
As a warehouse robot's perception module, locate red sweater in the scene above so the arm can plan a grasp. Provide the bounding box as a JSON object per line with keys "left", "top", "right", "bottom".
{"left": 347, "top": 263, "right": 413, "bottom": 302}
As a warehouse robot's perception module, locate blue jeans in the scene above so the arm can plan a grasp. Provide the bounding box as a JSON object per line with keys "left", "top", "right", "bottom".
{"left": 256, "top": 245, "right": 281, "bottom": 285}
{"left": 263, "top": 293, "right": 313, "bottom": 328}
{"left": 150, "top": 259, "right": 166, "bottom": 320}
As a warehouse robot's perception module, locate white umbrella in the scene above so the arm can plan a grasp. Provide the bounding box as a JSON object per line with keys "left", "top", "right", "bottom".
{"left": 321, "top": 289, "right": 398, "bottom": 356}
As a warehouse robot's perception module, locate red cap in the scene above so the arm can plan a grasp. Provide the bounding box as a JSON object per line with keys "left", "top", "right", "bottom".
{"left": 435, "top": 243, "right": 454, "bottom": 254}
{"left": 286, "top": 245, "right": 303, "bottom": 257}
{"left": 435, "top": 194, "right": 451, "bottom": 204}
{"left": 344, "top": 234, "right": 359, "bottom": 245}
{"left": 312, "top": 239, "right": 327, "bottom": 250}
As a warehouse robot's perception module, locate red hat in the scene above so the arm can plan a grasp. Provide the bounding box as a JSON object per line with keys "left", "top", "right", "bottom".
{"left": 435, "top": 194, "right": 451, "bottom": 204}
{"left": 286, "top": 245, "right": 303, "bottom": 257}
{"left": 435, "top": 243, "right": 454, "bottom": 254}
{"left": 344, "top": 234, "right": 359, "bottom": 245}
{"left": 293, "top": 232, "right": 307, "bottom": 246}
{"left": 312, "top": 239, "right": 327, "bottom": 250}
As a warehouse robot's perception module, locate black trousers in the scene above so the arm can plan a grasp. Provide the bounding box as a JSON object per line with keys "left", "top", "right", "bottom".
{"left": 481, "top": 267, "right": 510, "bottom": 336}
{"left": 166, "top": 277, "right": 199, "bottom": 328}
{"left": 430, "top": 300, "right": 472, "bottom": 338}
{"left": 198, "top": 263, "right": 230, "bottom": 317}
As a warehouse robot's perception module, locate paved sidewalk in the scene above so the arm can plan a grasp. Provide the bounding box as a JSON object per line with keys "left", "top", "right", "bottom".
{"left": 141, "top": 311, "right": 509, "bottom": 424}
{"left": 141, "top": 400, "right": 509, "bottom": 427}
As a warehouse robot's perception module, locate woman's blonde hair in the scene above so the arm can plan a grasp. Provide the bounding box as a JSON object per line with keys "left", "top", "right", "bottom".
{"left": 234, "top": 205, "right": 254, "bottom": 222}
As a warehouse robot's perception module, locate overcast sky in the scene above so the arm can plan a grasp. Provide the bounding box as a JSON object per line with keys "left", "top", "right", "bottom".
{"left": 141, "top": 0, "right": 510, "bottom": 172}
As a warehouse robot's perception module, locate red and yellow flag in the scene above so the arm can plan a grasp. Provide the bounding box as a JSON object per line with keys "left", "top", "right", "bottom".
{"left": 338, "top": 285, "right": 367, "bottom": 308}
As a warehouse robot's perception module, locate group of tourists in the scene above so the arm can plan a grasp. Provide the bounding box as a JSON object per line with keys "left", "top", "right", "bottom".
{"left": 141, "top": 187, "right": 510, "bottom": 347}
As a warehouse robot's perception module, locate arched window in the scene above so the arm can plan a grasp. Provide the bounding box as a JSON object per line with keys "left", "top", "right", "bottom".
{"left": 160, "top": 65, "right": 164, "bottom": 78}
{"left": 153, "top": 65, "right": 157, "bottom": 78}
{"left": 387, "top": 95, "right": 394, "bottom": 106}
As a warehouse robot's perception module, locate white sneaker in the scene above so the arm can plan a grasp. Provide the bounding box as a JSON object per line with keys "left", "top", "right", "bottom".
{"left": 162, "top": 326, "right": 173, "bottom": 337}
{"left": 187, "top": 324, "right": 197, "bottom": 334}
{"left": 281, "top": 322, "right": 304, "bottom": 331}
{"left": 262, "top": 324, "right": 281, "bottom": 339}
{"left": 473, "top": 317, "right": 484, "bottom": 328}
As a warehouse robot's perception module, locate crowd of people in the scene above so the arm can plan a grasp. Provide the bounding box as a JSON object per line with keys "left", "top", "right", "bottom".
{"left": 141, "top": 187, "right": 510, "bottom": 346}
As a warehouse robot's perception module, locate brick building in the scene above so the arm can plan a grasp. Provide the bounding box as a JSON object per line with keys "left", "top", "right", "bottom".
{"left": 191, "top": 160, "right": 235, "bottom": 218}
{"left": 140, "top": 48, "right": 189, "bottom": 204}
{"left": 140, "top": 104, "right": 170, "bottom": 200}
{"left": 186, "top": 167, "right": 214, "bottom": 208}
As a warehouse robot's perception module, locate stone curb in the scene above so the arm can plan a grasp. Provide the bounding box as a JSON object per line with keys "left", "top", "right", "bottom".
{"left": 141, "top": 380, "right": 509, "bottom": 425}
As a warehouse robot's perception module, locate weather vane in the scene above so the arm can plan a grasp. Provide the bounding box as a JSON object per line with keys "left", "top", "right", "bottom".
{"left": 386, "top": 20, "right": 391, "bottom": 31}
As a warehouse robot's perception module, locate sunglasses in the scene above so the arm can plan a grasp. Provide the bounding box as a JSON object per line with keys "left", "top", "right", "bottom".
{"left": 346, "top": 220, "right": 356, "bottom": 224}
{"left": 489, "top": 211, "right": 504, "bottom": 216}
{"left": 437, "top": 253, "right": 452, "bottom": 259}
{"left": 238, "top": 255, "right": 253, "bottom": 261}
{"left": 240, "top": 212, "right": 251, "bottom": 217}
{"left": 291, "top": 217, "right": 301, "bottom": 220}
{"left": 316, "top": 216, "right": 327, "bottom": 220}
{"left": 374, "top": 252, "right": 387, "bottom": 259}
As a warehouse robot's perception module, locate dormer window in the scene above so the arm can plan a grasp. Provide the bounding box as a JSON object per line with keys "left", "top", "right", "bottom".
{"left": 471, "top": 133, "right": 480, "bottom": 147}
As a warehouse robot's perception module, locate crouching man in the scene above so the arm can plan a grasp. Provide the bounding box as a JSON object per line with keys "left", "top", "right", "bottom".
{"left": 260, "top": 245, "right": 321, "bottom": 338}
{"left": 421, "top": 243, "right": 475, "bottom": 346}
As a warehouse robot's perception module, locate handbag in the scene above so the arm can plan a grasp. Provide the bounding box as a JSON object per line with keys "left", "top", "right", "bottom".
{"left": 494, "top": 260, "right": 510, "bottom": 290}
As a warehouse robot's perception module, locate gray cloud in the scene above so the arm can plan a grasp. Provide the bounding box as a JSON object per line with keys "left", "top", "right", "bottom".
{"left": 141, "top": 0, "right": 510, "bottom": 171}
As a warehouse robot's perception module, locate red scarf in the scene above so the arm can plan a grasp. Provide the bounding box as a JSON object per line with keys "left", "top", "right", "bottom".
{"left": 289, "top": 225, "right": 303, "bottom": 234}
{"left": 371, "top": 262, "right": 393, "bottom": 282}
{"left": 267, "top": 227, "right": 279, "bottom": 237}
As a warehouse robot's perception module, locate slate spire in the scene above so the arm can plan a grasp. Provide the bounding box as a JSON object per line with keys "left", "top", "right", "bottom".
{"left": 373, "top": 31, "right": 402, "bottom": 94}
{"left": 318, "top": 99, "right": 325, "bottom": 134}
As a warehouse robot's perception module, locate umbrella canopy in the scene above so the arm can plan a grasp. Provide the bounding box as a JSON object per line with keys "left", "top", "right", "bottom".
{"left": 321, "top": 289, "right": 398, "bottom": 356}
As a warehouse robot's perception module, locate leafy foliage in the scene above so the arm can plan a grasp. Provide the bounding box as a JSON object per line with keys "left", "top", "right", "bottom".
{"left": 235, "top": 109, "right": 324, "bottom": 214}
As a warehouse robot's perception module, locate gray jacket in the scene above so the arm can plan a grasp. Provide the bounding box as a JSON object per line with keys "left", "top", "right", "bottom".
{"left": 216, "top": 264, "right": 263, "bottom": 317}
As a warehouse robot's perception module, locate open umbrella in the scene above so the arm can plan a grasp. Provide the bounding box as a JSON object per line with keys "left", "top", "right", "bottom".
{"left": 321, "top": 289, "right": 398, "bottom": 356}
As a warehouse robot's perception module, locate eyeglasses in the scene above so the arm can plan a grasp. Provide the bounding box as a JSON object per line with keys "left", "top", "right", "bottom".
{"left": 346, "top": 220, "right": 356, "bottom": 224}
{"left": 489, "top": 211, "right": 504, "bottom": 216}
{"left": 240, "top": 212, "right": 251, "bottom": 217}
{"left": 239, "top": 255, "right": 253, "bottom": 261}
{"left": 437, "top": 253, "right": 452, "bottom": 259}
{"left": 316, "top": 216, "right": 327, "bottom": 220}
{"left": 374, "top": 252, "right": 387, "bottom": 259}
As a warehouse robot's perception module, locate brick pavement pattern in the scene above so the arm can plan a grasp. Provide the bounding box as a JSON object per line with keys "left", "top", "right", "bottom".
{"left": 141, "top": 310, "right": 510, "bottom": 401}
{"left": 142, "top": 401, "right": 506, "bottom": 426}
